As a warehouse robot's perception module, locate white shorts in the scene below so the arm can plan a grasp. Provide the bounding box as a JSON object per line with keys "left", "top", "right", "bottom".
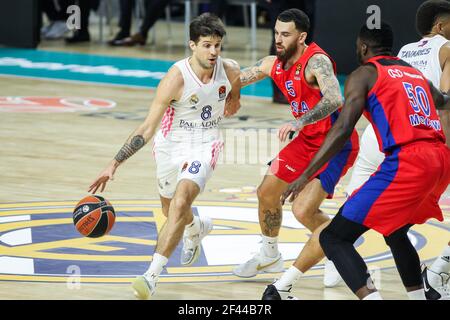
{"left": 153, "top": 131, "right": 224, "bottom": 199}
{"left": 345, "top": 124, "right": 385, "bottom": 196}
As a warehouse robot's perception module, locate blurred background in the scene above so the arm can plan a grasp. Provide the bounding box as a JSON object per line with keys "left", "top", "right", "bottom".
{"left": 0, "top": 0, "right": 426, "bottom": 97}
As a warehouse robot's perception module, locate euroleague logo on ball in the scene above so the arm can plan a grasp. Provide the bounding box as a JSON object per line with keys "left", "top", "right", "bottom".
{"left": 73, "top": 195, "right": 115, "bottom": 238}
{"left": 0, "top": 96, "right": 116, "bottom": 112}
{"left": 0, "top": 199, "right": 448, "bottom": 284}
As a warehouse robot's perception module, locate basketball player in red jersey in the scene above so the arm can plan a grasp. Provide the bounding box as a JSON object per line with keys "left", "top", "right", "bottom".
{"left": 233, "top": 8, "right": 359, "bottom": 288}
{"left": 280, "top": 22, "right": 450, "bottom": 300}
{"left": 344, "top": 0, "right": 450, "bottom": 300}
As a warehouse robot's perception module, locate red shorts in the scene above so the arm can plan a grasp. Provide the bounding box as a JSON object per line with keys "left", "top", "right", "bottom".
{"left": 270, "top": 130, "right": 359, "bottom": 198}
{"left": 343, "top": 141, "right": 450, "bottom": 236}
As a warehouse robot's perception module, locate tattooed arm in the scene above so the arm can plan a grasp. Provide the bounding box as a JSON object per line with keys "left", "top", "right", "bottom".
{"left": 88, "top": 66, "right": 183, "bottom": 193}
{"left": 295, "top": 54, "right": 343, "bottom": 129}
{"left": 240, "top": 56, "right": 276, "bottom": 87}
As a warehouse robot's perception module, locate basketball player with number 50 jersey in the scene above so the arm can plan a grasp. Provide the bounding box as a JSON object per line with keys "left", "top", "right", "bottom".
{"left": 344, "top": 0, "right": 450, "bottom": 300}
{"left": 283, "top": 22, "right": 450, "bottom": 300}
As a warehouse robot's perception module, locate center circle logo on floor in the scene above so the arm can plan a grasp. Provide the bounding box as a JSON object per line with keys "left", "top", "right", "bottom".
{"left": 0, "top": 96, "right": 116, "bottom": 112}
{"left": 0, "top": 200, "right": 447, "bottom": 283}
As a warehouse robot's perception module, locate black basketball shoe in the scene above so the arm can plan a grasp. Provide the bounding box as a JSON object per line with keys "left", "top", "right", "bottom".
{"left": 422, "top": 266, "right": 450, "bottom": 300}
{"left": 261, "top": 284, "right": 298, "bottom": 300}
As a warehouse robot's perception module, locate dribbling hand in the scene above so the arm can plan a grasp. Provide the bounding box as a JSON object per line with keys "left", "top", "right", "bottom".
{"left": 88, "top": 163, "right": 117, "bottom": 194}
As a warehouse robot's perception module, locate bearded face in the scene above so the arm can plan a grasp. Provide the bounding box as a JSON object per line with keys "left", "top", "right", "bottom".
{"left": 274, "top": 20, "right": 305, "bottom": 64}
{"left": 276, "top": 41, "right": 298, "bottom": 63}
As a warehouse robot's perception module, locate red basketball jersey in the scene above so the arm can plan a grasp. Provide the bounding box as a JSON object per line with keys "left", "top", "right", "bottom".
{"left": 365, "top": 55, "right": 445, "bottom": 152}
{"left": 270, "top": 43, "right": 341, "bottom": 146}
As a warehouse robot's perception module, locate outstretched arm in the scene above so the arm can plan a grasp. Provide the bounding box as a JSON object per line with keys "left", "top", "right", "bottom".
{"left": 281, "top": 65, "right": 375, "bottom": 203}
{"left": 239, "top": 56, "right": 276, "bottom": 87}
{"left": 296, "top": 54, "right": 343, "bottom": 129}
{"left": 88, "top": 66, "right": 183, "bottom": 193}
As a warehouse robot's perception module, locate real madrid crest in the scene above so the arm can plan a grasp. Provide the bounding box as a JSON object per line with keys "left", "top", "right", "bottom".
{"left": 189, "top": 94, "right": 199, "bottom": 105}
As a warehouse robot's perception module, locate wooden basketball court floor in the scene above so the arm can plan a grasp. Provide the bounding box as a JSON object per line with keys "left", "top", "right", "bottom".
{"left": 0, "top": 20, "right": 449, "bottom": 300}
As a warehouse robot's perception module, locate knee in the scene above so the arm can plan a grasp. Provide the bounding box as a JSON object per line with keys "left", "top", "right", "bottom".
{"left": 319, "top": 226, "right": 335, "bottom": 252}
{"left": 257, "top": 184, "right": 279, "bottom": 205}
{"left": 292, "top": 203, "right": 313, "bottom": 225}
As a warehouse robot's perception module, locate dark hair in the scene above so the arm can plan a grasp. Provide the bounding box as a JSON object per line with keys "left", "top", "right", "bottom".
{"left": 416, "top": 0, "right": 450, "bottom": 36}
{"left": 277, "top": 8, "right": 310, "bottom": 33}
{"left": 189, "top": 13, "right": 226, "bottom": 43}
{"left": 359, "top": 22, "right": 394, "bottom": 53}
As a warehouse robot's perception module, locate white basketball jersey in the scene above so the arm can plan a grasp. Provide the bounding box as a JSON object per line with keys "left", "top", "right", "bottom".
{"left": 158, "top": 56, "right": 232, "bottom": 143}
{"left": 397, "top": 34, "right": 448, "bottom": 88}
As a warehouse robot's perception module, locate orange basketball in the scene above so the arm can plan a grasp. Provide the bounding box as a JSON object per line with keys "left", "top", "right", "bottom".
{"left": 73, "top": 195, "right": 115, "bottom": 238}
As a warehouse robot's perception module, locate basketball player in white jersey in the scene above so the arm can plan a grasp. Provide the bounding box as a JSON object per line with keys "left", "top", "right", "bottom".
{"left": 88, "top": 13, "right": 241, "bottom": 299}
{"left": 345, "top": 0, "right": 450, "bottom": 299}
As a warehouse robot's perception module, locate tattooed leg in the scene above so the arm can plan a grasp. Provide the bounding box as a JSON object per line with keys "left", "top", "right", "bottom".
{"left": 261, "top": 208, "right": 282, "bottom": 237}
{"left": 256, "top": 173, "right": 289, "bottom": 237}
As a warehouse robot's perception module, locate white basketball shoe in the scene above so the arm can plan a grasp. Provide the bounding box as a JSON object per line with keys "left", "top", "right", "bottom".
{"left": 323, "top": 259, "right": 343, "bottom": 287}
{"left": 180, "top": 216, "right": 213, "bottom": 266}
{"left": 132, "top": 272, "right": 157, "bottom": 300}
{"left": 232, "top": 249, "right": 284, "bottom": 278}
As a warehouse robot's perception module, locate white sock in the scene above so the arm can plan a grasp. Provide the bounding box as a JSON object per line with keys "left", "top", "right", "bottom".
{"left": 262, "top": 235, "right": 279, "bottom": 258}
{"left": 274, "top": 266, "right": 303, "bottom": 291}
{"left": 146, "top": 253, "right": 168, "bottom": 277}
{"left": 184, "top": 216, "right": 200, "bottom": 237}
{"left": 430, "top": 245, "right": 450, "bottom": 274}
{"left": 362, "top": 291, "right": 383, "bottom": 300}
{"left": 407, "top": 289, "right": 426, "bottom": 300}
